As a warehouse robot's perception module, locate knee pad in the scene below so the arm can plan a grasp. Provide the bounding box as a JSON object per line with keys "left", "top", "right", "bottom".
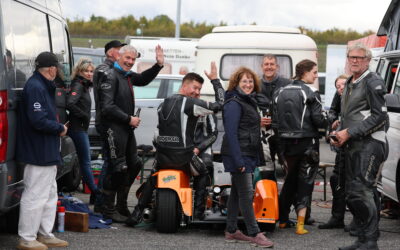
{"left": 347, "top": 197, "right": 372, "bottom": 225}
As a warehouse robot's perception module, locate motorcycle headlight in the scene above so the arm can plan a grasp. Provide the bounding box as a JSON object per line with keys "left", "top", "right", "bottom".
{"left": 213, "top": 186, "right": 221, "bottom": 194}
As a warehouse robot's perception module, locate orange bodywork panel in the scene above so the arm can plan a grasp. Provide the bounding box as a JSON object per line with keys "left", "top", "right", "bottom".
{"left": 155, "top": 170, "right": 192, "bottom": 217}
{"left": 253, "top": 179, "right": 279, "bottom": 224}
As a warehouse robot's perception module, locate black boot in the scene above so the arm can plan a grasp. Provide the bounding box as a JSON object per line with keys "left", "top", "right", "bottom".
{"left": 356, "top": 240, "right": 378, "bottom": 250}
{"left": 116, "top": 186, "right": 131, "bottom": 217}
{"left": 338, "top": 238, "right": 365, "bottom": 250}
{"left": 318, "top": 217, "right": 345, "bottom": 229}
{"left": 125, "top": 206, "right": 143, "bottom": 227}
{"left": 102, "top": 190, "right": 128, "bottom": 223}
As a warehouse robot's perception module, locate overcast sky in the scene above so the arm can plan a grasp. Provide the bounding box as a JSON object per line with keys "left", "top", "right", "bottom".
{"left": 61, "top": 0, "right": 392, "bottom": 33}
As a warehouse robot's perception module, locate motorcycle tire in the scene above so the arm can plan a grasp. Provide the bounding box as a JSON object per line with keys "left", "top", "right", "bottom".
{"left": 156, "top": 188, "right": 181, "bottom": 233}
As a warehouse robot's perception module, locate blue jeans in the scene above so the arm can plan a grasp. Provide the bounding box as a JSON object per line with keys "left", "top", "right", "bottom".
{"left": 68, "top": 130, "right": 98, "bottom": 192}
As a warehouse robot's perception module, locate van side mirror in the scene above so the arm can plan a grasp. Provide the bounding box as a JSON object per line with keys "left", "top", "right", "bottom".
{"left": 385, "top": 93, "right": 400, "bottom": 113}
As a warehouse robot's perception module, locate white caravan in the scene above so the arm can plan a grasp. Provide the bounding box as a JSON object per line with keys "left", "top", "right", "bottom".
{"left": 195, "top": 25, "right": 318, "bottom": 99}
{"left": 124, "top": 36, "right": 198, "bottom": 75}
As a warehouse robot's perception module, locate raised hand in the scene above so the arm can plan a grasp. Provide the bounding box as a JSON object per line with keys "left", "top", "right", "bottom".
{"left": 155, "top": 45, "right": 164, "bottom": 66}
{"left": 204, "top": 61, "right": 218, "bottom": 80}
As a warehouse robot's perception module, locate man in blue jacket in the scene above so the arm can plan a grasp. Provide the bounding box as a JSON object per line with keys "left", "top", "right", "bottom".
{"left": 16, "top": 52, "right": 68, "bottom": 250}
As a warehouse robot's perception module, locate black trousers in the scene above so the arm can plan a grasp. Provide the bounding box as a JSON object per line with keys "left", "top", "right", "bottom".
{"left": 279, "top": 147, "right": 319, "bottom": 222}
{"left": 103, "top": 124, "right": 139, "bottom": 191}
{"left": 344, "top": 137, "right": 386, "bottom": 241}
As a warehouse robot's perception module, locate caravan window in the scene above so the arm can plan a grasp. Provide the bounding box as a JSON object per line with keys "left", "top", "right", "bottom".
{"left": 220, "top": 54, "right": 292, "bottom": 80}
{"left": 2, "top": 0, "right": 50, "bottom": 88}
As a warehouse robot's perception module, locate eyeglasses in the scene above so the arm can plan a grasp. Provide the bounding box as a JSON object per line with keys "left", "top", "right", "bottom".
{"left": 347, "top": 56, "right": 367, "bottom": 61}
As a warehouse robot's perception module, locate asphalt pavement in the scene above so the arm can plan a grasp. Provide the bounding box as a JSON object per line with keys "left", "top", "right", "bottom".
{"left": 1, "top": 140, "right": 400, "bottom": 250}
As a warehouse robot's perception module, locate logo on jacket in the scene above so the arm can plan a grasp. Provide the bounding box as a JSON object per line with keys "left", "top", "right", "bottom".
{"left": 33, "top": 102, "right": 42, "bottom": 111}
{"left": 158, "top": 136, "right": 180, "bottom": 143}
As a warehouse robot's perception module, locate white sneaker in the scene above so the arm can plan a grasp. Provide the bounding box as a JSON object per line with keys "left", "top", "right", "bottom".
{"left": 16, "top": 239, "right": 48, "bottom": 250}
{"left": 37, "top": 236, "right": 68, "bottom": 248}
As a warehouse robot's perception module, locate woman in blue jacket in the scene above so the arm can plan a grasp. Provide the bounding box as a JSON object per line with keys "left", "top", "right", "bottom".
{"left": 221, "top": 67, "right": 273, "bottom": 248}
{"left": 67, "top": 58, "right": 100, "bottom": 198}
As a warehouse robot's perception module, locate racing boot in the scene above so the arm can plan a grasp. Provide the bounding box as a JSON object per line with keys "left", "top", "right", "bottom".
{"left": 125, "top": 205, "right": 143, "bottom": 227}
{"left": 356, "top": 240, "right": 378, "bottom": 250}
{"left": 116, "top": 186, "right": 131, "bottom": 217}
{"left": 102, "top": 189, "right": 128, "bottom": 223}
{"left": 338, "top": 237, "right": 366, "bottom": 250}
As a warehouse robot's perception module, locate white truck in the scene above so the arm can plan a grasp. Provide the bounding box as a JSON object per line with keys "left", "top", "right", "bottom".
{"left": 124, "top": 36, "right": 198, "bottom": 75}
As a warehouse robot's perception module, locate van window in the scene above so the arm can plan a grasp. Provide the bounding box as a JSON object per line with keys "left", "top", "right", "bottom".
{"left": 167, "top": 79, "right": 183, "bottom": 97}
{"left": 2, "top": 0, "right": 51, "bottom": 89}
{"left": 49, "top": 17, "right": 71, "bottom": 83}
{"left": 73, "top": 54, "right": 104, "bottom": 67}
{"left": 134, "top": 79, "right": 162, "bottom": 99}
{"left": 220, "top": 54, "right": 292, "bottom": 80}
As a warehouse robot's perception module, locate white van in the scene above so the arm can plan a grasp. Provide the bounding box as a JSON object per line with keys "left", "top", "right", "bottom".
{"left": 195, "top": 25, "right": 318, "bottom": 98}
{"left": 124, "top": 36, "right": 198, "bottom": 75}
{"left": 374, "top": 50, "right": 400, "bottom": 203}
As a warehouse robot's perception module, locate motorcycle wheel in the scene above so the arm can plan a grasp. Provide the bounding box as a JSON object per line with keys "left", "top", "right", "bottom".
{"left": 156, "top": 188, "right": 181, "bottom": 233}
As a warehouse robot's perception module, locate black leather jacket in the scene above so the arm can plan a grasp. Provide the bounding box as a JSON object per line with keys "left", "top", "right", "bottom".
{"left": 193, "top": 114, "right": 218, "bottom": 154}
{"left": 93, "top": 58, "right": 114, "bottom": 127}
{"left": 275, "top": 80, "right": 327, "bottom": 138}
{"left": 154, "top": 79, "right": 224, "bottom": 166}
{"left": 98, "top": 63, "right": 162, "bottom": 126}
{"left": 341, "top": 71, "right": 388, "bottom": 142}
{"left": 66, "top": 76, "right": 92, "bottom": 131}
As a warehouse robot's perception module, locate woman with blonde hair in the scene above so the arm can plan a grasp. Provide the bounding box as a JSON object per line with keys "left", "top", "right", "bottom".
{"left": 221, "top": 67, "right": 273, "bottom": 248}
{"left": 67, "top": 58, "right": 100, "bottom": 199}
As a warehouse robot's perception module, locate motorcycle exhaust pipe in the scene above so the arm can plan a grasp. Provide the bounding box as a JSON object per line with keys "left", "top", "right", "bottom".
{"left": 143, "top": 208, "right": 154, "bottom": 222}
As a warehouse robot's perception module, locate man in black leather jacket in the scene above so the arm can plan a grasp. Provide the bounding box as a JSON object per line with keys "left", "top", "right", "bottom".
{"left": 259, "top": 54, "right": 291, "bottom": 173}
{"left": 98, "top": 44, "right": 164, "bottom": 222}
{"left": 126, "top": 63, "right": 224, "bottom": 226}
{"left": 334, "top": 44, "right": 388, "bottom": 250}
{"left": 93, "top": 40, "right": 126, "bottom": 213}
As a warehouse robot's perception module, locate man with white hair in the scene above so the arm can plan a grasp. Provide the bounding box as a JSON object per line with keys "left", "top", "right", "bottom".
{"left": 97, "top": 44, "right": 164, "bottom": 222}
{"left": 332, "top": 43, "right": 388, "bottom": 250}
